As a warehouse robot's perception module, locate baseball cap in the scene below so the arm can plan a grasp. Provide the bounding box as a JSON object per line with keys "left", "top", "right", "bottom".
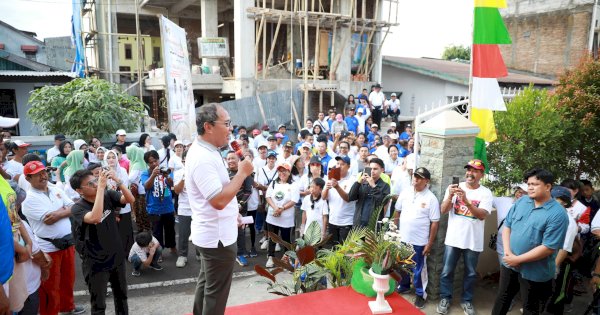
{"left": 371, "top": 123, "right": 378, "bottom": 128}
{"left": 0, "top": 116, "right": 19, "bottom": 128}
{"left": 301, "top": 142, "right": 312, "bottom": 149}
{"left": 373, "top": 83, "right": 382, "bottom": 88}
{"left": 24, "top": 161, "right": 46, "bottom": 175}
{"left": 173, "top": 140, "right": 184, "bottom": 147}
{"left": 277, "top": 163, "right": 291, "bottom": 172}
{"left": 275, "top": 133, "right": 285, "bottom": 139}
{"left": 464, "top": 159, "right": 485, "bottom": 171}
{"left": 54, "top": 134, "right": 66, "bottom": 141}
{"left": 551, "top": 186, "right": 571, "bottom": 202}
{"left": 413, "top": 167, "right": 431, "bottom": 180}
{"left": 12, "top": 140, "right": 31, "bottom": 148}
{"left": 267, "top": 135, "right": 276, "bottom": 141}
{"left": 309, "top": 155, "right": 321, "bottom": 165}
{"left": 389, "top": 133, "right": 398, "bottom": 140}
{"left": 266, "top": 150, "right": 278, "bottom": 158}
{"left": 391, "top": 93, "right": 397, "bottom": 97}
{"left": 257, "top": 142, "right": 268, "bottom": 149}
{"left": 335, "top": 155, "right": 351, "bottom": 165}
{"left": 514, "top": 183, "right": 528, "bottom": 192}
{"left": 284, "top": 141, "right": 293, "bottom": 147}
{"left": 277, "top": 124, "right": 286, "bottom": 130}
{"left": 116, "top": 129, "right": 126, "bottom": 136}
{"left": 390, "top": 122, "right": 396, "bottom": 127}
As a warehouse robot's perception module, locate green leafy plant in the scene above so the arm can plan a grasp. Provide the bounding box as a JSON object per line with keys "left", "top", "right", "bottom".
{"left": 27, "top": 77, "right": 146, "bottom": 139}
{"left": 441, "top": 45, "right": 471, "bottom": 61}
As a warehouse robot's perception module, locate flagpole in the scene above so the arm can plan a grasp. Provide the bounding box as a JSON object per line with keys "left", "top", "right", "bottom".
{"left": 467, "top": 3, "right": 475, "bottom": 120}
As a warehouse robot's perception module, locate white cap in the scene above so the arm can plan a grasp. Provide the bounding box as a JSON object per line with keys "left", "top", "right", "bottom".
{"left": 0, "top": 116, "right": 19, "bottom": 128}
{"left": 389, "top": 133, "right": 399, "bottom": 140}
{"left": 173, "top": 140, "right": 184, "bottom": 147}
{"left": 515, "top": 183, "right": 528, "bottom": 192}
{"left": 12, "top": 140, "right": 31, "bottom": 147}
{"left": 390, "top": 122, "right": 396, "bottom": 127}
{"left": 116, "top": 129, "right": 126, "bottom": 136}
{"left": 391, "top": 93, "right": 397, "bottom": 97}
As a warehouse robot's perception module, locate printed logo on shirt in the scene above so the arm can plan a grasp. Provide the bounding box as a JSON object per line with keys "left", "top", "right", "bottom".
{"left": 56, "top": 193, "right": 62, "bottom": 199}
{"left": 100, "top": 209, "right": 111, "bottom": 223}
{"left": 453, "top": 199, "right": 481, "bottom": 219}
{"left": 274, "top": 191, "right": 285, "bottom": 201}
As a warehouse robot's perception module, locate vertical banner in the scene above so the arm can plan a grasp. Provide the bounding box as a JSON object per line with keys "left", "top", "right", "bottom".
{"left": 159, "top": 16, "right": 196, "bottom": 142}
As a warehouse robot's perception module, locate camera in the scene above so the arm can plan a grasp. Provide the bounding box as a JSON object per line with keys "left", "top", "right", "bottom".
{"left": 159, "top": 167, "right": 171, "bottom": 175}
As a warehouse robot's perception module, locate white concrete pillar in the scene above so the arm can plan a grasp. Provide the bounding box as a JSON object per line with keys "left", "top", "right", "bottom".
{"left": 335, "top": 0, "right": 352, "bottom": 89}
{"left": 234, "top": 0, "right": 256, "bottom": 99}
{"left": 201, "top": 0, "right": 219, "bottom": 68}
{"left": 371, "top": 0, "right": 383, "bottom": 83}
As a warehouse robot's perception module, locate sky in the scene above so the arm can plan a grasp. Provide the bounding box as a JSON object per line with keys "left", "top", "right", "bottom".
{"left": 0, "top": 0, "right": 472, "bottom": 59}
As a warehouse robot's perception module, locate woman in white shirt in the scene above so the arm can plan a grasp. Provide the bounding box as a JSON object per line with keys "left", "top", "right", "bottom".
{"left": 168, "top": 141, "right": 185, "bottom": 173}
{"left": 157, "top": 135, "right": 174, "bottom": 169}
{"left": 243, "top": 150, "right": 260, "bottom": 258}
{"left": 105, "top": 149, "right": 134, "bottom": 254}
{"left": 138, "top": 133, "right": 156, "bottom": 153}
{"left": 384, "top": 145, "right": 401, "bottom": 176}
{"left": 265, "top": 163, "right": 299, "bottom": 268}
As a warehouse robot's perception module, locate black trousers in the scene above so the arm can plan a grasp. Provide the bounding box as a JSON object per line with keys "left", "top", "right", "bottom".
{"left": 118, "top": 212, "right": 134, "bottom": 256}
{"left": 150, "top": 212, "right": 176, "bottom": 249}
{"left": 268, "top": 224, "right": 292, "bottom": 257}
{"left": 545, "top": 261, "right": 574, "bottom": 314}
{"left": 328, "top": 223, "right": 352, "bottom": 246}
{"left": 372, "top": 107, "right": 383, "bottom": 127}
{"left": 492, "top": 265, "right": 552, "bottom": 315}
{"left": 84, "top": 261, "right": 128, "bottom": 315}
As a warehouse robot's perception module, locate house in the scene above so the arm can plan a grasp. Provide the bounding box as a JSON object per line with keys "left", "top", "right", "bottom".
{"left": 0, "top": 19, "right": 75, "bottom": 136}
{"left": 381, "top": 56, "right": 555, "bottom": 120}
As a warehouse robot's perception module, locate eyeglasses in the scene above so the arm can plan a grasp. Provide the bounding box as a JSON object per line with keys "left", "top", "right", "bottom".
{"left": 339, "top": 146, "right": 349, "bottom": 150}
{"left": 84, "top": 178, "right": 98, "bottom": 188}
{"left": 213, "top": 120, "right": 232, "bottom": 127}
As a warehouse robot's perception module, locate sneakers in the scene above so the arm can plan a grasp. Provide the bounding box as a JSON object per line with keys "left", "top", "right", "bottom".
{"left": 176, "top": 256, "right": 187, "bottom": 268}
{"left": 62, "top": 305, "right": 86, "bottom": 315}
{"left": 437, "top": 298, "right": 450, "bottom": 314}
{"left": 259, "top": 235, "right": 267, "bottom": 243}
{"left": 260, "top": 241, "right": 268, "bottom": 250}
{"left": 460, "top": 301, "right": 475, "bottom": 315}
{"left": 396, "top": 285, "right": 410, "bottom": 294}
{"left": 131, "top": 270, "right": 141, "bottom": 277}
{"left": 275, "top": 243, "right": 281, "bottom": 252}
{"left": 266, "top": 256, "right": 274, "bottom": 268}
{"left": 149, "top": 263, "right": 163, "bottom": 271}
{"left": 236, "top": 255, "right": 249, "bottom": 266}
{"left": 414, "top": 295, "right": 425, "bottom": 309}
{"left": 249, "top": 247, "right": 258, "bottom": 258}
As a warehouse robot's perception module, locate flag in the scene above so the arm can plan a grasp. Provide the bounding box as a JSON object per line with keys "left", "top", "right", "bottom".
{"left": 471, "top": 1, "right": 512, "bottom": 170}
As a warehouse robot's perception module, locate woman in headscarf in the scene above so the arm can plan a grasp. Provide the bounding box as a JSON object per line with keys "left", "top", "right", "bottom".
{"left": 63, "top": 149, "right": 84, "bottom": 200}
{"left": 95, "top": 146, "right": 107, "bottom": 163}
{"left": 105, "top": 149, "right": 134, "bottom": 255}
{"left": 127, "top": 145, "right": 151, "bottom": 232}
{"left": 73, "top": 139, "right": 89, "bottom": 168}
{"left": 51, "top": 140, "right": 72, "bottom": 184}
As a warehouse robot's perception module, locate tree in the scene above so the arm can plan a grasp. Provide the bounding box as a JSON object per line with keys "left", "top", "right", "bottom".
{"left": 441, "top": 45, "right": 471, "bottom": 61}
{"left": 553, "top": 56, "right": 600, "bottom": 180}
{"left": 486, "top": 87, "right": 575, "bottom": 193}
{"left": 28, "top": 78, "right": 146, "bottom": 140}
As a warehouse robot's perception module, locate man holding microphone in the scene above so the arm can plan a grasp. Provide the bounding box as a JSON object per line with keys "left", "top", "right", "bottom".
{"left": 186, "top": 103, "right": 254, "bottom": 315}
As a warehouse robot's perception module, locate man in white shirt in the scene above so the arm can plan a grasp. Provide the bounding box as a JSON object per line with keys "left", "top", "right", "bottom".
{"left": 46, "top": 134, "right": 65, "bottom": 164}
{"left": 5, "top": 140, "right": 31, "bottom": 185}
{"left": 185, "top": 103, "right": 254, "bottom": 315}
{"left": 386, "top": 93, "right": 400, "bottom": 122}
{"left": 393, "top": 167, "right": 439, "bottom": 309}
{"left": 437, "top": 159, "right": 493, "bottom": 315}
{"left": 323, "top": 155, "right": 356, "bottom": 245}
{"left": 368, "top": 83, "right": 385, "bottom": 126}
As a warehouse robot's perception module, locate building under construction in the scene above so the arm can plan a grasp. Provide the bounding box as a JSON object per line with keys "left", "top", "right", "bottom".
{"left": 81, "top": 0, "right": 398, "bottom": 130}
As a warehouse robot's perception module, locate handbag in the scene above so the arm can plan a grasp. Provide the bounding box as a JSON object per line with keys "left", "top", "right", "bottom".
{"left": 41, "top": 233, "right": 75, "bottom": 250}
{"left": 488, "top": 218, "right": 506, "bottom": 250}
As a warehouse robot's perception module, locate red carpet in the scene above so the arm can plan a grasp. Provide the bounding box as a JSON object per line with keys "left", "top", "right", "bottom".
{"left": 224, "top": 286, "right": 424, "bottom": 315}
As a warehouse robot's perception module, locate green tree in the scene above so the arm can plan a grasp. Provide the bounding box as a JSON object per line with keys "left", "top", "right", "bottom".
{"left": 28, "top": 78, "right": 146, "bottom": 139}
{"left": 554, "top": 56, "right": 600, "bottom": 179}
{"left": 441, "top": 45, "right": 471, "bottom": 61}
{"left": 486, "top": 87, "right": 575, "bottom": 193}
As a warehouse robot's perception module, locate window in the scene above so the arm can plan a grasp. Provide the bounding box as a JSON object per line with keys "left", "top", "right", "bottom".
{"left": 124, "top": 44, "right": 132, "bottom": 60}
{"left": 24, "top": 51, "right": 36, "bottom": 61}
{"left": 153, "top": 47, "right": 161, "bottom": 63}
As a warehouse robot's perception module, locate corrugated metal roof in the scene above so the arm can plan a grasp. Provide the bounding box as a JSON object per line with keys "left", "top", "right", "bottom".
{"left": 0, "top": 71, "right": 77, "bottom": 78}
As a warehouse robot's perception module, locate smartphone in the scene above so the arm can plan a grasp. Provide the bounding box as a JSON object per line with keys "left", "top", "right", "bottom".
{"left": 452, "top": 176, "right": 460, "bottom": 185}
{"left": 364, "top": 167, "right": 372, "bottom": 176}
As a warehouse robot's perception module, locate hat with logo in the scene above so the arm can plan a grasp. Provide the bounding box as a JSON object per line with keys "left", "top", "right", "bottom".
{"left": 24, "top": 161, "right": 46, "bottom": 175}
{"left": 301, "top": 142, "right": 312, "bottom": 149}
{"left": 413, "top": 167, "right": 431, "bottom": 180}
{"left": 309, "top": 155, "right": 322, "bottom": 165}
{"left": 266, "top": 150, "right": 278, "bottom": 158}
{"left": 277, "top": 162, "right": 291, "bottom": 172}
{"left": 464, "top": 159, "right": 485, "bottom": 171}
{"left": 284, "top": 141, "right": 294, "bottom": 147}
{"left": 12, "top": 140, "right": 31, "bottom": 148}
{"left": 335, "top": 155, "right": 351, "bottom": 165}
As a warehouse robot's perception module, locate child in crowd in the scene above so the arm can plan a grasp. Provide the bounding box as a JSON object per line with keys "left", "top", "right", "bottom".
{"left": 128, "top": 231, "right": 163, "bottom": 276}
{"left": 301, "top": 177, "right": 328, "bottom": 238}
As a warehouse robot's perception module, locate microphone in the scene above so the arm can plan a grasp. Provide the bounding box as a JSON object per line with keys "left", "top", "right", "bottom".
{"left": 230, "top": 141, "right": 244, "bottom": 161}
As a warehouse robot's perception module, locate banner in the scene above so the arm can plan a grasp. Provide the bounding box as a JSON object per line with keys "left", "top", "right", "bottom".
{"left": 159, "top": 16, "right": 196, "bottom": 142}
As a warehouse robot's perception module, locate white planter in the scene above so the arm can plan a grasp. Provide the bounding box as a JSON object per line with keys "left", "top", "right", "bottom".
{"left": 368, "top": 268, "right": 393, "bottom": 314}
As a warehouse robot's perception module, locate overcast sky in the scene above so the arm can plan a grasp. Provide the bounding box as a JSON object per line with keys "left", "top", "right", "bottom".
{"left": 0, "top": 0, "right": 472, "bottom": 59}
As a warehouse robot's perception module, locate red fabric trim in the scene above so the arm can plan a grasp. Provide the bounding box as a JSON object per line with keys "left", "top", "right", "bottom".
{"left": 20, "top": 45, "right": 38, "bottom": 52}
{"left": 472, "top": 44, "right": 508, "bottom": 78}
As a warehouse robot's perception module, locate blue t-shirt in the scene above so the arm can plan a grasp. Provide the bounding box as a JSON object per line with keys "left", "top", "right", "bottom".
{"left": 400, "top": 132, "right": 411, "bottom": 140}
{"left": 141, "top": 170, "right": 175, "bottom": 215}
{"left": 505, "top": 197, "right": 569, "bottom": 282}
{"left": 318, "top": 154, "right": 332, "bottom": 175}
{"left": 0, "top": 196, "right": 14, "bottom": 284}
{"left": 344, "top": 116, "right": 359, "bottom": 134}
{"left": 395, "top": 145, "right": 409, "bottom": 158}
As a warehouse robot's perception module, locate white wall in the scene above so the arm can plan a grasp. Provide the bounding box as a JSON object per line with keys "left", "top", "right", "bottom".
{"left": 0, "top": 82, "right": 46, "bottom": 136}
{"left": 381, "top": 66, "right": 468, "bottom": 117}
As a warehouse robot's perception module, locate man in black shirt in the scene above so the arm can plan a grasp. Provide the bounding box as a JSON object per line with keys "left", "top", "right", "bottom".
{"left": 349, "top": 158, "right": 390, "bottom": 227}
{"left": 70, "top": 169, "right": 135, "bottom": 315}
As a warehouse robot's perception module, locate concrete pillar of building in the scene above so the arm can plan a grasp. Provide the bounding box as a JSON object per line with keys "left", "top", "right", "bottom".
{"left": 96, "top": 0, "right": 119, "bottom": 83}
{"left": 416, "top": 110, "right": 480, "bottom": 299}
{"left": 234, "top": 0, "right": 256, "bottom": 99}
{"left": 201, "top": 0, "right": 219, "bottom": 68}
{"left": 371, "top": 0, "right": 383, "bottom": 83}
{"left": 335, "top": 0, "right": 352, "bottom": 95}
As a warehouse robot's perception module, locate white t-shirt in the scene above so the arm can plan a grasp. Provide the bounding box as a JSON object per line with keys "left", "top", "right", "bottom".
{"left": 257, "top": 165, "right": 278, "bottom": 195}
{"left": 4, "top": 159, "right": 23, "bottom": 182}
{"left": 492, "top": 196, "right": 514, "bottom": 255}
{"left": 325, "top": 175, "right": 357, "bottom": 226}
{"left": 174, "top": 169, "right": 191, "bottom": 216}
{"left": 158, "top": 148, "right": 175, "bottom": 169}
{"left": 47, "top": 146, "right": 60, "bottom": 163}
{"left": 128, "top": 236, "right": 159, "bottom": 262}
{"left": 368, "top": 91, "right": 386, "bottom": 108}
{"left": 265, "top": 182, "right": 300, "bottom": 228}
{"left": 395, "top": 188, "right": 440, "bottom": 246}
{"left": 21, "top": 221, "right": 41, "bottom": 295}
{"left": 373, "top": 146, "right": 390, "bottom": 161}
{"left": 22, "top": 186, "right": 74, "bottom": 253}
{"left": 563, "top": 214, "right": 578, "bottom": 252}
{"left": 301, "top": 195, "right": 329, "bottom": 234}
{"left": 443, "top": 182, "right": 493, "bottom": 252}
{"left": 568, "top": 200, "right": 589, "bottom": 234}
{"left": 391, "top": 167, "right": 411, "bottom": 196}
{"left": 106, "top": 166, "right": 131, "bottom": 214}
{"left": 168, "top": 154, "right": 184, "bottom": 172}
{"left": 384, "top": 157, "right": 401, "bottom": 174}
{"left": 186, "top": 139, "right": 238, "bottom": 249}
{"left": 386, "top": 98, "right": 400, "bottom": 111}
{"left": 128, "top": 169, "right": 146, "bottom": 195}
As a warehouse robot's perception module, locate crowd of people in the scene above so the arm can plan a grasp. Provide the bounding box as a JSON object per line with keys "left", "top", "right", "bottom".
{"left": 0, "top": 86, "right": 599, "bottom": 315}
